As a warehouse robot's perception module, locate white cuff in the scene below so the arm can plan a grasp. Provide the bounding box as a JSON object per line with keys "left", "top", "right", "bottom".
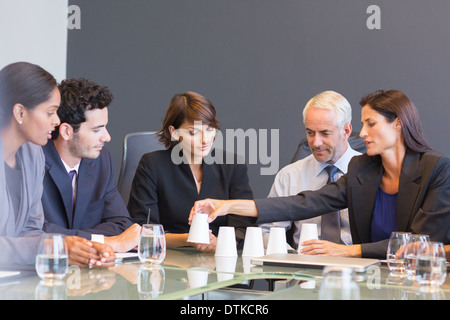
{"left": 91, "top": 234, "right": 105, "bottom": 244}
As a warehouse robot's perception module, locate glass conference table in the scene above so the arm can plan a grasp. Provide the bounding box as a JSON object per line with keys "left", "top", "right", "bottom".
{"left": 1, "top": 247, "right": 449, "bottom": 300}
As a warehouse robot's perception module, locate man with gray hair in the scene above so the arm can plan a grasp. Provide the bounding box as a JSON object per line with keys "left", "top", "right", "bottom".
{"left": 261, "top": 91, "right": 361, "bottom": 253}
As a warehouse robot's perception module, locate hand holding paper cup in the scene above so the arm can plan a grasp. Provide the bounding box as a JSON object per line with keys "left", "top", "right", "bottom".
{"left": 298, "top": 223, "right": 318, "bottom": 253}
{"left": 187, "top": 213, "right": 210, "bottom": 244}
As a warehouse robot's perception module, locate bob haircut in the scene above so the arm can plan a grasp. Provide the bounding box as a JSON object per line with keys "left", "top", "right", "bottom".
{"left": 157, "top": 91, "right": 220, "bottom": 148}
{"left": 359, "top": 89, "right": 432, "bottom": 153}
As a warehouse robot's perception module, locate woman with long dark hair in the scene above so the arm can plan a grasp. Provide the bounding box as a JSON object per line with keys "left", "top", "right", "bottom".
{"left": 190, "top": 89, "right": 450, "bottom": 259}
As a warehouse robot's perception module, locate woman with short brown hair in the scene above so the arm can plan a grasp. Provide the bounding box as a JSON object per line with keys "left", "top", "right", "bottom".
{"left": 128, "top": 91, "right": 253, "bottom": 252}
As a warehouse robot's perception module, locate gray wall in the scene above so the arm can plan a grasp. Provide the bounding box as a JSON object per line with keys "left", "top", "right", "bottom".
{"left": 67, "top": 0, "right": 450, "bottom": 198}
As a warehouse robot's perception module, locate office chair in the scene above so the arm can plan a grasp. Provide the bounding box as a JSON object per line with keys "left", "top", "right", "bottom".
{"left": 117, "top": 131, "right": 166, "bottom": 205}
{"left": 290, "top": 131, "right": 366, "bottom": 163}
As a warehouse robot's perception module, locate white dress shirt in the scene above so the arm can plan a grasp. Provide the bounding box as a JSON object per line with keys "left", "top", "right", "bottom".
{"left": 260, "top": 145, "right": 361, "bottom": 249}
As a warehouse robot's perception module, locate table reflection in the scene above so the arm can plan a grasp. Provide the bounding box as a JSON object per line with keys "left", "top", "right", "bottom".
{"left": 1, "top": 248, "right": 450, "bottom": 300}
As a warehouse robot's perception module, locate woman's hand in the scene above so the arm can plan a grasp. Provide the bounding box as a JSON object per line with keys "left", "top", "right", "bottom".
{"left": 189, "top": 198, "right": 228, "bottom": 224}
{"left": 192, "top": 231, "right": 217, "bottom": 253}
{"left": 299, "top": 239, "right": 361, "bottom": 257}
{"left": 66, "top": 236, "right": 116, "bottom": 268}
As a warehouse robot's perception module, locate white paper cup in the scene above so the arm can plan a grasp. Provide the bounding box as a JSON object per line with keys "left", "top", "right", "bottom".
{"left": 215, "top": 226, "right": 238, "bottom": 257}
{"left": 187, "top": 267, "right": 209, "bottom": 289}
{"left": 215, "top": 256, "right": 237, "bottom": 282}
{"left": 242, "top": 227, "right": 265, "bottom": 257}
{"left": 298, "top": 223, "right": 318, "bottom": 253}
{"left": 187, "top": 213, "right": 210, "bottom": 244}
{"left": 266, "top": 227, "right": 288, "bottom": 255}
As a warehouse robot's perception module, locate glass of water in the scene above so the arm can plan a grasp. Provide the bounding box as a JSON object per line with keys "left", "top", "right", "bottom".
{"left": 404, "top": 234, "right": 430, "bottom": 278}
{"left": 138, "top": 224, "right": 166, "bottom": 264}
{"left": 35, "top": 234, "right": 69, "bottom": 283}
{"left": 415, "top": 241, "right": 447, "bottom": 289}
{"left": 386, "top": 232, "right": 411, "bottom": 275}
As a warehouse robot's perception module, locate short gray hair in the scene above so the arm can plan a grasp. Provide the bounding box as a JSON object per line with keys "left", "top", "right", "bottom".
{"left": 302, "top": 90, "right": 352, "bottom": 128}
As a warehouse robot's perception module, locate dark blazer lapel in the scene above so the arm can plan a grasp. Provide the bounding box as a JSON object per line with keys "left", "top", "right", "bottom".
{"left": 352, "top": 159, "right": 383, "bottom": 243}
{"left": 198, "top": 160, "right": 213, "bottom": 199}
{"left": 45, "top": 142, "right": 75, "bottom": 227}
{"left": 177, "top": 150, "right": 200, "bottom": 199}
{"left": 72, "top": 158, "right": 95, "bottom": 229}
{"left": 397, "top": 151, "right": 422, "bottom": 231}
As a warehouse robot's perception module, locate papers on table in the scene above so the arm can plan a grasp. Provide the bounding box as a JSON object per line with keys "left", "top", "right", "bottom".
{"left": 0, "top": 271, "right": 21, "bottom": 284}
{"left": 115, "top": 252, "right": 139, "bottom": 262}
{"left": 0, "top": 271, "right": 20, "bottom": 279}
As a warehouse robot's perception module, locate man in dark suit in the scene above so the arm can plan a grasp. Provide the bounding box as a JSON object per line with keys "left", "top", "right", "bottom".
{"left": 41, "top": 78, "right": 140, "bottom": 253}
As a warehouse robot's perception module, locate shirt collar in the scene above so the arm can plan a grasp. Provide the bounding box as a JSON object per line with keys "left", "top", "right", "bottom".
{"left": 314, "top": 145, "right": 356, "bottom": 177}
{"left": 61, "top": 158, "right": 80, "bottom": 175}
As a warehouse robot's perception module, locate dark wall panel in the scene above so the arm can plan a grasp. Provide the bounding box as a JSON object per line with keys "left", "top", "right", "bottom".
{"left": 67, "top": 0, "right": 450, "bottom": 198}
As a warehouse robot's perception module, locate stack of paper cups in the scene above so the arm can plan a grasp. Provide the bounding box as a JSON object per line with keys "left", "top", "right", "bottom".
{"left": 266, "top": 227, "right": 288, "bottom": 255}
{"left": 215, "top": 226, "right": 237, "bottom": 257}
{"left": 298, "top": 223, "right": 318, "bottom": 253}
{"left": 187, "top": 213, "right": 210, "bottom": 244}
{"left": 242, "top": 227, "right": 265, "bottom": 257}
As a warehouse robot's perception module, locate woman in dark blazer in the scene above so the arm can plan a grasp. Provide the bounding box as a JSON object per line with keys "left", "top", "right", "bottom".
{"left": 190, "top": 90, "right": 450, "bottom": 259}
{"left": 128, "top": 92, "right": 253, "bottom": 251}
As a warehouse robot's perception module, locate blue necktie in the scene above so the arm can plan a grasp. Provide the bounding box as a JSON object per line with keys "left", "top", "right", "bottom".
{"left": 320, "top": 165, "right": 341, "bottom": 243}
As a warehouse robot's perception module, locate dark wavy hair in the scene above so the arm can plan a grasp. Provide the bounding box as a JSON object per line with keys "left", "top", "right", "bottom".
{"left": 157, "top": 91, "right": 220, "bottom": 148}
{"left": 360, "top": 89, "right": 432, "bottom": 153}
{"left": 52, "top": 78, "right": 113, "bottom": 139}
{"left": 0, "top": 62, "right": 57, "bottom": 128}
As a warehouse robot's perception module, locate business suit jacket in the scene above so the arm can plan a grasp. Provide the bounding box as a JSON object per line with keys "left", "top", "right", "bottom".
{"left": 127, "top": 149, "right": 254, "bottom": 236}
{"left": 42, "top": 140, "right": 133, "bottom": 239}
{"left": 0, "top": 139, "right": 45, "bottom": 266}
{"left": 255, "top": 150, "right": 450, "bottom": 258}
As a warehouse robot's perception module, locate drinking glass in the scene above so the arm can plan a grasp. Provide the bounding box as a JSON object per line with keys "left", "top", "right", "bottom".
{"left": 138, "top": 224, "right": 166, "bottom": 264}
{"left": 318, "top": 266, "right": 360, "bottom": 300}
{"left": 35, "top": 233, "right": 69, "bottom": 282}
{"left": 415, "top": 241, "right": 447, "bottom": 288}
{"left": 386, "top": 232, "right": 411, "bottom": 275}
{"left": 404, "top": 234, "right": 430, "bottom": 277}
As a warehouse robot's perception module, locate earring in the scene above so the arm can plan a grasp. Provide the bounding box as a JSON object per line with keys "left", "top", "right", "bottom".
{"left": 18, "top": 120, "right": 22, "bottom": 125}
